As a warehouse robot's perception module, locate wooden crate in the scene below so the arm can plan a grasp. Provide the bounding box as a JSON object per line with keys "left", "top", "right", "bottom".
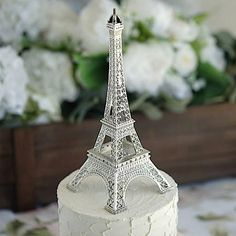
{"left": 1, "top": 103, "right": 236, "bottom": 211}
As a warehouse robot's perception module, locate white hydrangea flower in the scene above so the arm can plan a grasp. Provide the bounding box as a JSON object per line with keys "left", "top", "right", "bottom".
{"left": 78, "top": 0, "right": 118, "bottom": 54}
{"left": 124, "top": 41, "right": 174, "bottom": 96}
{"left": 41, "top": 0, "right": 80, "bottom": 46}
{"left": 0, "top": 46, "right": 28, "bottom": 119}
{"left": 0, "top": 0, "right": 44, "bottom": 44}
{"left": 23, "top": 49, "right": 78, "bottom": 120}
{"left": 161, "top": 73, "right": 192, "bottom": 100}
{"left": 173, "top": 43, "right": 197, "bottom": 77}
{"left": 123, "top": 0, "right": 174, "bottom": 37}
{"left": 168, "top": 19, "right": 199, "bottom": 42}
{"left": 192, "top": 79, "right": 206, "bottom": 92}
{"left": 201, "top": 36, "right": 226, "bottom": 71}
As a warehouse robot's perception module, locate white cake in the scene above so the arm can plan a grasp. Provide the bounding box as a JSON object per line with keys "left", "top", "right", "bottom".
{"left": 58, "top": 171, "right": 178, "bottom": 236}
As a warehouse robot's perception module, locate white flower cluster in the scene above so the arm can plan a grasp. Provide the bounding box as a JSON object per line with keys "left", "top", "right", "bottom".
{"left": 40, "top": 0, "right": 80, "bottom": 46}
{"left": 77, "top": 0, "right": 118, "bottom": 54}
{"left": 173, "top": 43, "right": 197, "bottom": 77}
{"left": 124, "top": 42, "right": 174, "bottom": 96}
{"left": 200, "top": 36, "right": 226, "bottom": 71}
{"left": 123, "top": 0, "right": 174, "bottom": 37}
{"left": 0, "top": 0, "right": 43, "bottom": 45}
{"left": 23, "top": 49, "right": 78, "bottom": 121}
{"left": 0, "top": 0, "right": 79, "bottom": 122}
{"left": 78, "top": 0, "right": 227, "bottom": 101}
{"left": 0, "top": 0, "right": 228, "bottom": 123}
{"left": 121, "top": 0, "right": 225, "bottom": 100}
{"left": 124, "top": 41, "right": 192, "bottom": 100}
{"left": 0, "top": 46, "right": 78, "bottom": 122}
{"left": 0, "top": 47, "right": 28, "bottom": 119}
{"left": 0, "top": 0, "right": 80, "bottom": 48}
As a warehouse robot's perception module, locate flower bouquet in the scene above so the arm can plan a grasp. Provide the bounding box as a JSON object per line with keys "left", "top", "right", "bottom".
{"left": 0, "top": 0, "right": 235, "bottom": 126}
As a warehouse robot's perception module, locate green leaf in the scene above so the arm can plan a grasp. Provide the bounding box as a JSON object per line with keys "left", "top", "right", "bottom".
{"left": 199, "top": 62, "right": 231, "bottom": 87}
{"left": 211, "top": 228, "right": 229, "bottom": 236}
{"left": 192, "top": 12, "right": 208, "bottom": 24}
{"left": 21, "top": 35, "right": 79, "bottom": 53}
{"left": 163, "top": 95, "right": 190, "bottom": 113}
{"left": 215, "top": 31, "right": 236, "bottom": 60}
{"left": 138, "top": 102, "right": 163, "bottom": 120}
{"left": 192, "top": 62, "right": 233, "bottom": 105}
{"left": 65, "top": 87, "right": 106, "bottom": 122}
{"left": 130, "top": 20, "right": 155, "bottom": 42}
{"left": 74, "top": 53, "right": 108, "bottom": 90}
{"left": 71, "top": 97, "right": 100, "bottom": 122}
{"left": 197, "top": 213, "right": 232, "bottom": 221}
{"left": 21, "top": 97, "right": 41, "bottom": 123}
{"left": 229, "top": 85, "right": 236, "bottom": 102}
{"left": 114, "top": 0, "right": 122, "bottom": 4}
{"left": 23, "top": 228, "right": 53, "bottom": 236}
{"left": 130, "top": 93, "right": 149, "bottom": 111}
{"left": 191, "top": 39, "right": 206, "bottom": 57}
{"left": 4, "top": 220, "right": 25, "bottom": 235}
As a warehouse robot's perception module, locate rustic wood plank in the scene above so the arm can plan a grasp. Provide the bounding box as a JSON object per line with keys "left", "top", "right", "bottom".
{"left": 136, "top": 103, "right": 236, "bottom": 183}
{"left": 0, "top": 129, "right": 13, "bottom": 156}
{"left": 0, "top": 129, "right": 15, "bottom": 209}
{"left": 36, "top": 177, "right": 62, "bottom": 205}
{"left": 0, "top": 158, "right": 15, "bottom": 184}
{"left": 34, "top": 122, "right": 98, "bottom": 151}
{"left": 13, "top": 128, "right": 36, "bottom": 211}
{"left": 0, "top": 185, "right": 15, "bottom": 209}
{"left": 0, "top": 130, "right": 15, "bottom": 184}
{"left": 34, "top": 122, "right": 97, "bottom": 180}
{"left": 1, "top": 103, "right": 236, "bottom": 210}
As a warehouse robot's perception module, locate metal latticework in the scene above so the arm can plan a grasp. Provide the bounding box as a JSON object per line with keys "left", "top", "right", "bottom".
{"left": 67, "top": 9, "right": 173, "bottom": 214}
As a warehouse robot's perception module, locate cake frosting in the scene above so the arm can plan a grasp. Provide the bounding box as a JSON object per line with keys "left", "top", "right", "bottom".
{"left": 58, "top": 171, "right": 178, "bottom": 236}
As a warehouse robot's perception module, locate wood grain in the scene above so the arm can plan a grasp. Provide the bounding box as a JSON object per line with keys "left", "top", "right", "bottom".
{"left": 0, "top": 130, "right": 14, "bottom": 184}
{"left": 14, "top": 128, "right": 36, "bottom": 211}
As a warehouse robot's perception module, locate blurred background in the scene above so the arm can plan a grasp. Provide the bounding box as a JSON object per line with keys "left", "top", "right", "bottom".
{"left": 0, "top": 0, "right": 236, "bottom": 235}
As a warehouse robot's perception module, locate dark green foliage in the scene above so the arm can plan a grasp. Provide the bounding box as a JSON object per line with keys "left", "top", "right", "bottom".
{"left": 130, "top": 20, "right": 156, "bottom": 42}
{"left": 3, "top": 220, "right": 25, "bottom": 235}
{"left": 23, "top": 227, "right": 53, "bottom": 236}
{"left": 114, "top": 0, "right": 122, "bottom": 4}
{"left": 215, "top": 31, "right": 236, "bottom": 62}
{"left": 191, "top": 62, "right": 233, "bottom": 105}
{"left": 192, "top": 13, "right": 208, "bottom": 24}
{"left": 74, "top": 53, "right": 108, "bottom": 90}
{"left": 62, "top": 86, "right": 106, "bottom": 122}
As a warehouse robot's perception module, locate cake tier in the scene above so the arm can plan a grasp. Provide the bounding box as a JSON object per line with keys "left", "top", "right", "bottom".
{"left": 58, "top": 171, "right": 178, "bottom": 236}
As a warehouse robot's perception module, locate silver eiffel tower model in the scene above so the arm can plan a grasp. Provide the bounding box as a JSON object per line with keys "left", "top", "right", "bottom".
{"left": 67, "top": 9, "right": 173, "bottom": 214}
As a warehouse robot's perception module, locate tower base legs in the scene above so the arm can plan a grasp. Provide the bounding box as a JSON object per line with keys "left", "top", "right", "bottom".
{"left": 67, "top": 154, "right": 174, "bottom": 214}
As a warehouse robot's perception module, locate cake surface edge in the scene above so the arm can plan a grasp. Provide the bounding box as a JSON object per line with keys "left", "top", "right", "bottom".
{"left": 58, "top": 171, "right": 178, "bottom": 236}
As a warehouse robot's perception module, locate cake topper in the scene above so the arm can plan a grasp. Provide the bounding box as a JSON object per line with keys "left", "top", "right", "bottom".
{"left": 67, "top": 9, "right": 173, "bottom": 214}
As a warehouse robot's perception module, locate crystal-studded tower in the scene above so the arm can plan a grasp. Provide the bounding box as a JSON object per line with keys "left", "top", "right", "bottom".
{"left": 67, "top": 9, "right": 173, "bottom": 214}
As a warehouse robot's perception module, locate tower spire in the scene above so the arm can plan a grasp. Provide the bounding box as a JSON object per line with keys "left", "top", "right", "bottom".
{"left": 67, "top": 10, "right": 173, "bottom": 215}
{"left": 104, "top": 8, "right": 131, "bottom": 128}
{"left": 108, "top": 8, "right": 122, "bottom": 25}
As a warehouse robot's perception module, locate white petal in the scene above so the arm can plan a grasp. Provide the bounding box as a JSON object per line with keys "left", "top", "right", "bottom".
{"left": 124, "top": 41, "right": 174, "bottom": 96}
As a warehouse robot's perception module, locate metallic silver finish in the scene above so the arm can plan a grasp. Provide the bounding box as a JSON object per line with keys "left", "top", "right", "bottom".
{"left": 67, "top": 9, "right": 173, "bottom": 214}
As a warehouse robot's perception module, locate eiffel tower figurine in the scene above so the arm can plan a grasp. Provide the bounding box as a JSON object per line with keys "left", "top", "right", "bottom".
{"left": 67, "top": 8, "right": 173, "bottom": 214}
